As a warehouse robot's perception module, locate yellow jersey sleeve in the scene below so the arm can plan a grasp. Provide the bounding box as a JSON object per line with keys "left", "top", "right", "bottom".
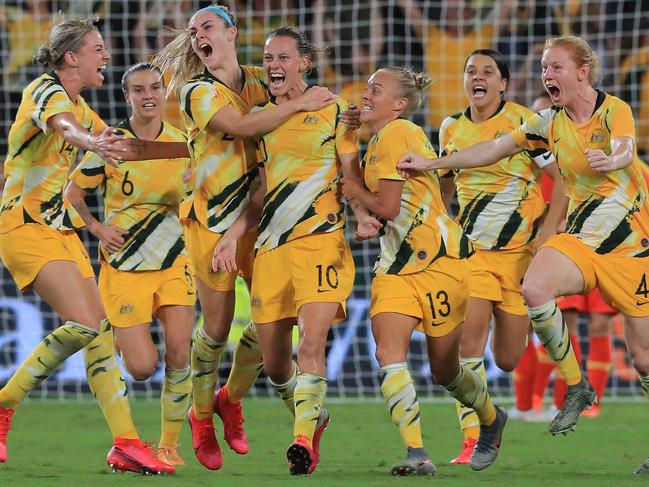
{"left": 70, "top": 151, "right": 106, "bottom": 191}
{"left": 511, "top": 108, "right": 552, "bottom": 152}
{"left": 181, "top": 81, "right": 231, "bottom": 131}
{"left": 607, "top": 100, "right": 636, "bottom": 139}
{"left": 33, "top": 86, "right": 74, "bottom": 134}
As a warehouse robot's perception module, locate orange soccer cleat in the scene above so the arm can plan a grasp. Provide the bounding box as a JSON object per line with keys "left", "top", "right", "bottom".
{"left": 449, "top": 437, "right": 477, "bottom": 465}
{"left": 213, "top": 386, "right": 249, "bottom": 454}
{"left": 106, "top": 438, "right": 175, "bottom": 475}
{"left": 187, "top": 408, "right": 222, "bottom": 470}
{"left": 0, "top": 406, "right": 14, "bottom": 463}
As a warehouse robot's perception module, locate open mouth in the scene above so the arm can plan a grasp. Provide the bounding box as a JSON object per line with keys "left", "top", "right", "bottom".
{"left": 362, "top": 104, "right": 373, "bottom": 112}
{"left": 142, "top": 102, "right": 156, "bottom": 109}
{"left": 97, "top": 65, "right": 106, "bottom": 80}
{"left": 546, "top": 84, "right": 560, "bottom": 99}
{"left": 199, "top": 43, "right": 213, "bottom": 57}
{"left": 269, "top": 72, "right": 286, "bottom": 89}
{"left": 472, "top": 85, "right": 487, "bottom": 98}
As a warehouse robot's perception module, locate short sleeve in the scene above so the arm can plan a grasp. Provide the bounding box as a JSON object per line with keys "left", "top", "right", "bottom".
{"left": 69, "top": 152, "right": 106, "bottom": 191}
{"left": 32, "top": 86, "right": 73, "bottom": 134}
{"left": 607, "top": 99, "right": 636, "bottom": 140}
{"left": 180, "top": 82, "right": 231, "bottom": 131}
{"left": 373, "top": 126, "right": 409, "bottom": 182}
{"left": 511, "top": 109, "right": 552, "bottom": 152}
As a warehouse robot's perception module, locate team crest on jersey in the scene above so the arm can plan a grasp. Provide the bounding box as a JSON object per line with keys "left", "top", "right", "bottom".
{"left": 303, "top": 115, "right": 319, "bottom": 125}
{"left": 588, "top": 128, "right": 607, "bottom": 147}
{"left": 251, "top": 296, "right": 262, "bottom": 308}
{"left": 119, "top": 304, "right": 134, "bottom": 314}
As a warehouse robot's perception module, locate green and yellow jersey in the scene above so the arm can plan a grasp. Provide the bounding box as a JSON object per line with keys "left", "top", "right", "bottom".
{"left": 69, "top": 120, "right": 190, "bottom": 271}
{"left": 439, "top": 100, "right": 552, "bottom": 250}
{"left": 511, "top": 90, "right": 649, "bottom": 257}
{"left": 0, "top": 72, "right": 104, "bottom": 233}
{"left": 363, "top": 119, "right": 473, "bottom": 275}
{"left": 179, "top": 65, "right": 268, "bottom": 233}
{"left": 255, "top": 97, "right": 358, "bottom": 255}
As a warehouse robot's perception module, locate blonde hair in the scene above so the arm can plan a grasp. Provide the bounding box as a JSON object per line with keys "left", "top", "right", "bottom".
{"left": 381, "top": 66, "right": 433, "bottom": 116}
{"left": 152, "top": 4, "right": 236, "bottom": 94}
{"left": 33, "top": 15, "right": 99, "bottom": 68}
{"left": 544, "top": 36, "right": 600, "bottom": 84}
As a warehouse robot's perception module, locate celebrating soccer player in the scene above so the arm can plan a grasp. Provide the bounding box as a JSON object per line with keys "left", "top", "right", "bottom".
{"left": 437, "top": 49, "right": 566, "bottom": 464}
{"left": 399, "top": 36, "right": 649, "bottom": 474}
{"left": 341, "top": 66, "right": 507, "bottom": 475}
{"left": 65, "top": 62, "right": 194, "bottom": 467}
{"left": 0, "top": 18, "right": 173, "bottom": 474}
{"left": 152, "top": 5, "right": 338, "bottom": 471}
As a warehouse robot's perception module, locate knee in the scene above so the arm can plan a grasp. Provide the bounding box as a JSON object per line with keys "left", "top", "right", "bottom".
{"left": 429, "top": 359, "right": 458, "bottom": 386}
{"left": 124, "top": 357, "right": 157, "bottom": 381}
{"left": 297, "top": 331, "right": 327, "bottom": 359}
{"left": 630, "top": 351, "right": 649, "bottom": 377}
{"left": 494, "top": 354, "right": 518, "bottom": 372}
{"left": 521, "top": 273, "right": 553, "bottom": 308}
{"left": 165, "top": 346, "right": 190, "bottom": 370}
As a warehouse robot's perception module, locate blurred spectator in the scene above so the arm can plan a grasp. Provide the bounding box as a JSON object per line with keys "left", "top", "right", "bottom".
{"left": 312, "top": 0, "right": 384, "bottom": 144}
{"left": 397, "top": 0, "right": 514, "bottom": 133}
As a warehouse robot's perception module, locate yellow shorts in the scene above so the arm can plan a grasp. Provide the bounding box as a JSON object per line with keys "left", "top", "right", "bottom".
{"left": 370, "top": 256, "right": 470, "bottom": 338}
{"left": 250, "top": 230, "right": 355, "bottom": 324}
{"left": 0, "top": 223, "right": 94, "bottom": 291}
{"left": 183, "top": 219, "right": 255, "bottom": 292}
{"left": 543, "top": 233, "right": 649, "bottom": 317}
{"left": 468, "top": 245, "right": 533, "bottom": 316}
{"left": 98, "top": 256, "right": 196, "bottom": 328}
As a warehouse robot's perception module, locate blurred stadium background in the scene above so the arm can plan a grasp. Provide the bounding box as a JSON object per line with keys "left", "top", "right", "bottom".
{"left": 1, "top": 0, "right": 648, "bottom": 403}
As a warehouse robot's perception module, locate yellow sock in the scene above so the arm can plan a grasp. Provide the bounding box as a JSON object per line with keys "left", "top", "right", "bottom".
{"left": 224, "top": 321, "right": 263, "bottom": 403}
{"left": 160, "top": 367, "right": 192, "bottom": 446}
{"left": 454, "top": 357, "right": 484, "bottom": 441}
{"left": 84, "top": 319, "right": 138, "bottom": 439}
{"left": 269, "top": 362, "right": 298, "bottom": 415}
{"left": 0, "top": 321, "right": 98, "bottom": 409}
{"left": 639, "top": 375, "right": 649, "bottom": 401}
{"left": 529, "top": 300, "right": 582, "bottom": 385}
{"left": 380, "top": 363, "right": 423, "bottom": 449}
{"left": 191, "top": 327, "right": 226, "bottom": 419}
{"left": 445, "top": 364, "right": 497, "bottom": 426}
{"left": 293, "top": 372, "right": 326, "bottom": 447}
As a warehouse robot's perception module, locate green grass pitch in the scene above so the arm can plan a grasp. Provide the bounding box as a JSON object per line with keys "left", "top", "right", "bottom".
{"left": 0, "top": 399, "right": 646, "bottom": 486}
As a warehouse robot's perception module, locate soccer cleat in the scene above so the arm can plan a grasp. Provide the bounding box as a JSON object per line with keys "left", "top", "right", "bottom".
{"left": 634, "top": 457, "right": 649, "bottom": 475}
{"left": 470, "top": 406, "right": 507, "bottom": 471}
{"left": 213, "top": 386, "right": 249, "bottom": 454}
{"left": 106, "top": 438, "right": 175, "bottom": 475}
{"left": 449, "top": 437, "right": 477, "bottom": 464}
{"left": 287, "top": 435, "right": 316, "bottom": 475}
{"left": 156, "top": 444, "right": 186, "bottom": 466}
{"left": 391, "top": 449, "right": 436, "bottom": 476}
{"left": 548, "top": 378, "right": 597, "bottom": 435}
{"left": 187, "top": 408, "right": 222, "bottom": 470}
{"left": 0, "top": 406, "right": 14, "bottom": 463}
{"left": 311, "top": 408, "right": 330, "bottom": 461}
{"left": 580, "top": 404, "right": 600, "bottom": 418}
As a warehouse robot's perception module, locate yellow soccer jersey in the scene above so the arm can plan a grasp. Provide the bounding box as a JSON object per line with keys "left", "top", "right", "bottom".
{"left": 179, "top": 65, "right": 268, "bottom": 233}
{"left": 0, "top": 72, "right": 104, "bottom": 233}
{"left": 70, "top": 120, "right": 191, "bottom": 271}
{"left": 511, "top": 90, "right": 649, "bottom": 257}
{"left": 363, "top": 119, "right": 473, "bottom": 275}
{"left": 255, "top": 97, "right": 358, "bottom": 255}
{"left": 439, "top": 100, "right": 552, "bottom": 250}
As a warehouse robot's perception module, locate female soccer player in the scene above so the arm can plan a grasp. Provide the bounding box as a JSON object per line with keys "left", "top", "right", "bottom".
{"left": 399, "top": 37, "right": 649, "bottom": 474}
{"left": 340, "top": 66, "right": 507, "bottom": 475}
{"left": 66, "top": 63, "right": 194, "bottom": 466}
{"left": 211, "top": 26, "right": 379, "bottom": 476}
{"left": 0, "top": 18, "right": 173, "bottom": 474}
{"left": 152, "top": 5, "right": 339, "bottom": 471}
{"left": 438, "top": 49, "right": 566, "bottom": 464}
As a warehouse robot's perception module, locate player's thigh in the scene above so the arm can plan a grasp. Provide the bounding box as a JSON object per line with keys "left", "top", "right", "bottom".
{"left": 371, "top": 312, "right": 419, "bottom": 366}
{"left": 196, "top": 276, "right": 235, "bottom": 341}
{"left": 522, "top": 242, "right": 587, "bottom": 306}
{"left": 114, "top": 323, "right": 158, "bottom": 380}
{"left": 621, "top": 314, "right": 649, "bottom": 375}
{"left": 34, "top": 262, "right": 104, "bottom": 329}
{"left": 425, "top": 322, "right": 463, "bottom": 386}
{"left": 460, "top": 297, "right": 493, "bottom": 358}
